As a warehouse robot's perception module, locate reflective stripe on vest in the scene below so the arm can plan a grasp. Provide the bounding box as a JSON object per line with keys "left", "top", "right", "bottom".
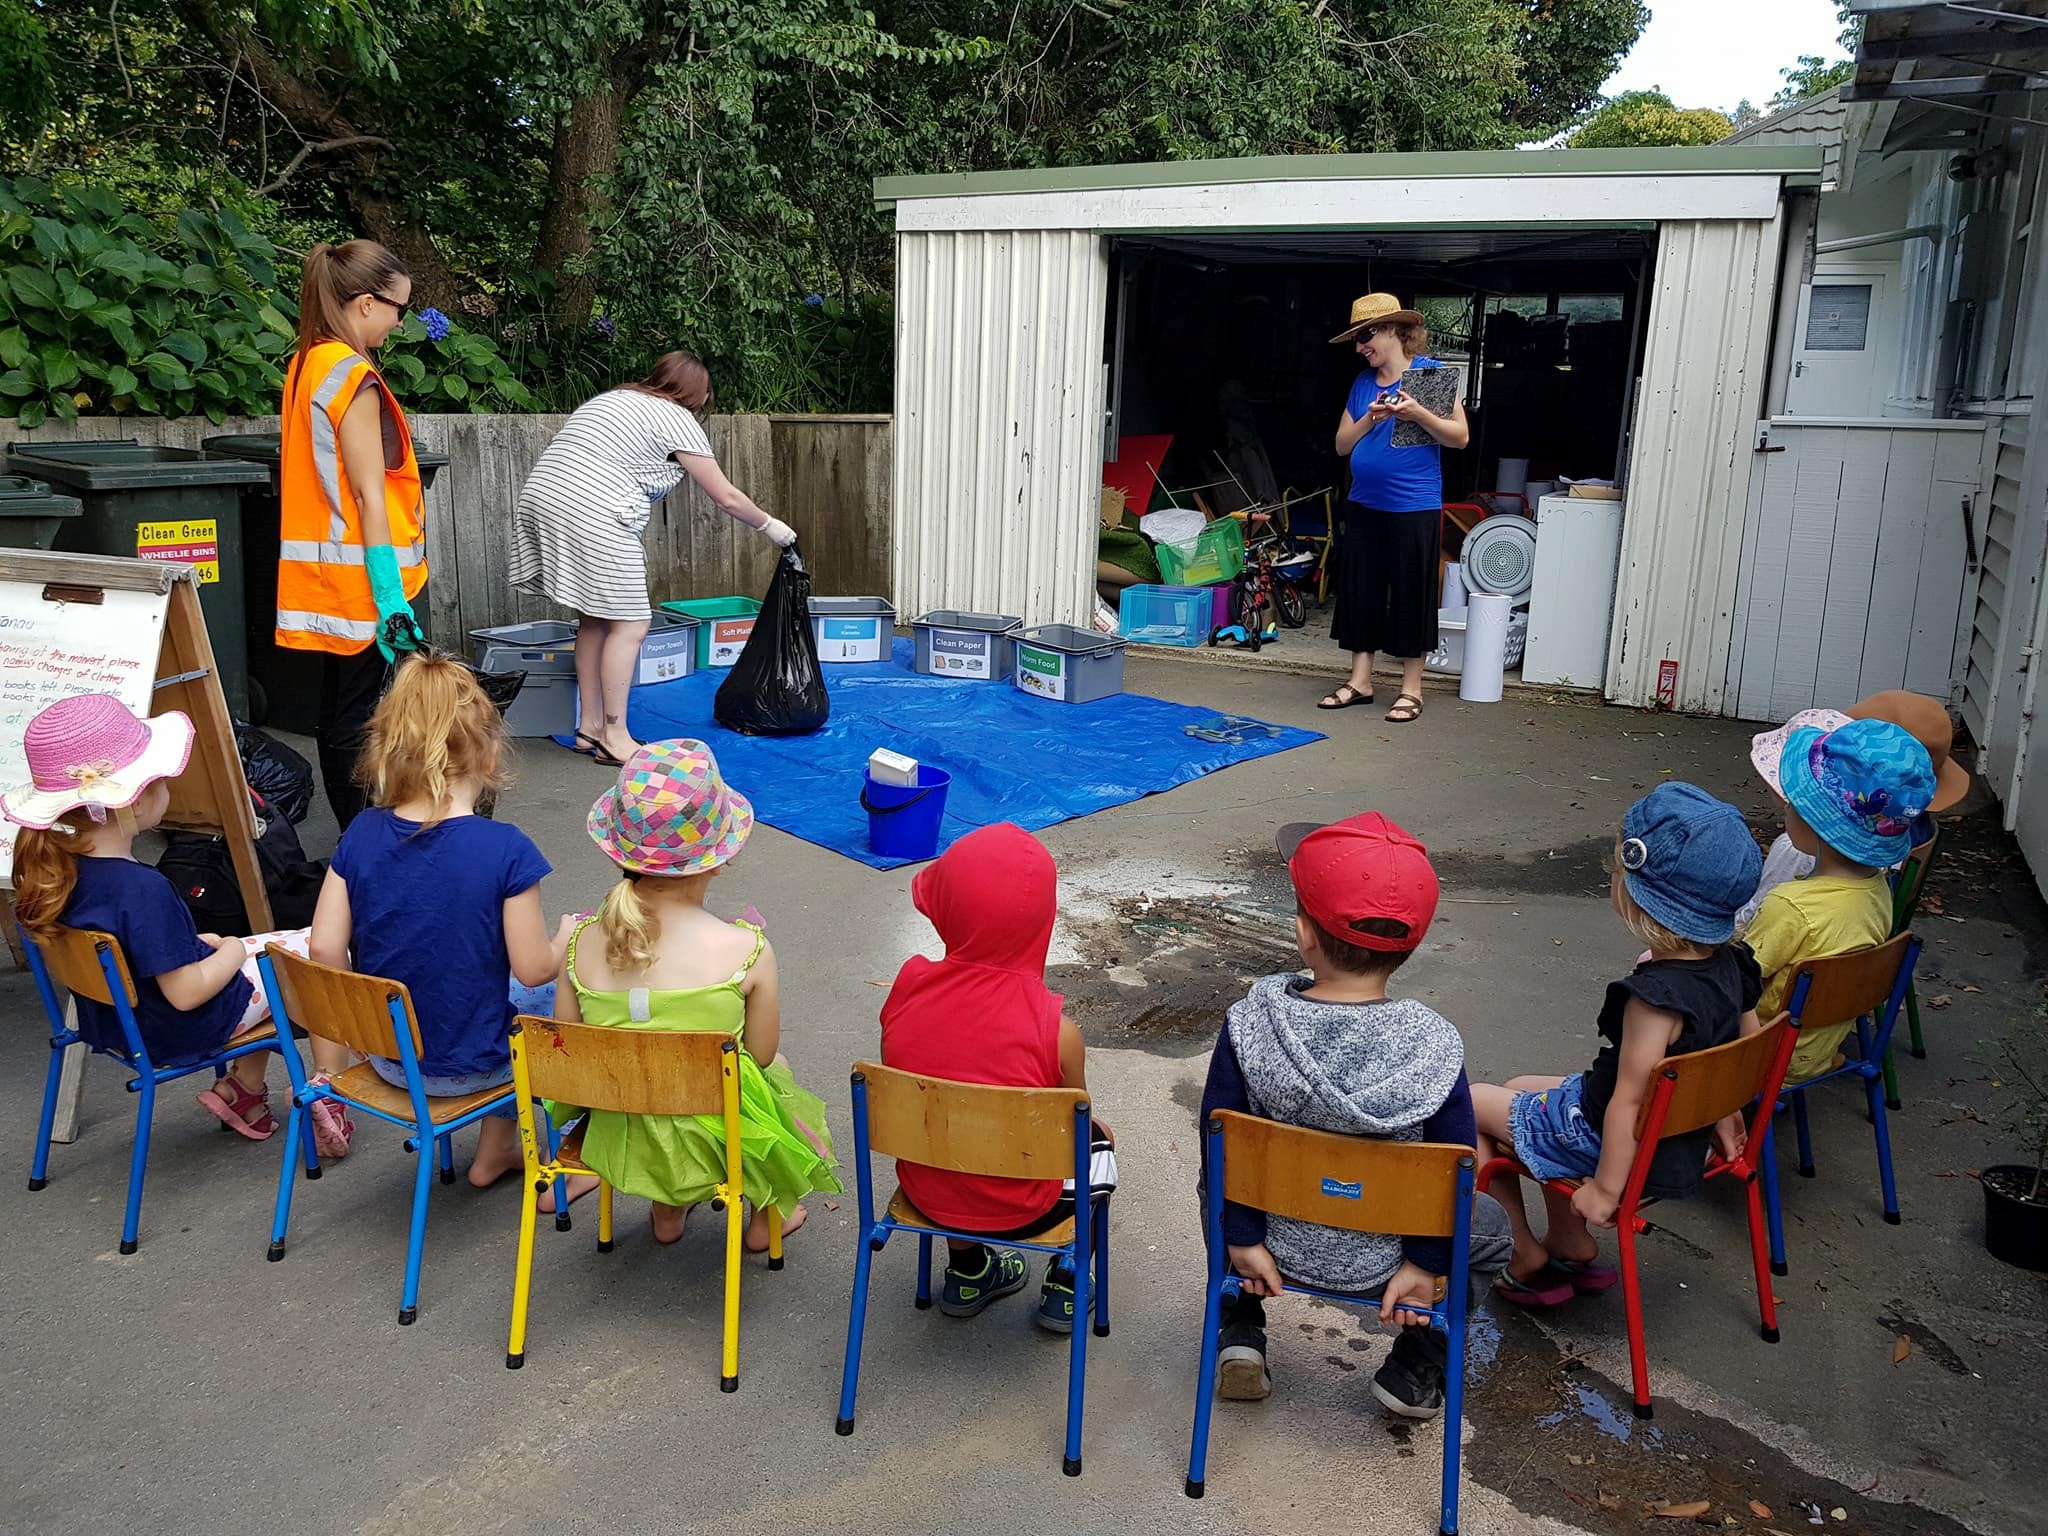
{"left": 275, "top": 607, "right": 381, "bottom": 644}
{"left": 307, "top": 353, "right": 357, "bottom": 545}
{"left": 278, "top": 539, "right": 427, "bottom": 569}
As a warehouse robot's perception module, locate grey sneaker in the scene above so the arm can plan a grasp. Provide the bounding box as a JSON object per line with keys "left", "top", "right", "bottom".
{"left": 939, "top": 1246, "right": 1029, "bottom": 1318}
{"left": 1217, "top": 1314, "right": 1271, "bottom": 1400}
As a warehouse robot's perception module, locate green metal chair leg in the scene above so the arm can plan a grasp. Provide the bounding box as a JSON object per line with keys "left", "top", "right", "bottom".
{"left": 1905, "top": 983, "right": 1925, "bottom": 1060}
{"left": 1881, "top": 1046, "right": 1901, "bottom": 1112}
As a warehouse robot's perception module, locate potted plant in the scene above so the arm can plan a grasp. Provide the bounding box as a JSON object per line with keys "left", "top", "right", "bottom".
{"left": 1983, "top": 1007, "right": 2048, "bottom": 1271}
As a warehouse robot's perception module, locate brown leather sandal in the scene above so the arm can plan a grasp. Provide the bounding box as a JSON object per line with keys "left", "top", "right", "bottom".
{"left": 1385, "top": 692, "right": 1424, "bottom": 723}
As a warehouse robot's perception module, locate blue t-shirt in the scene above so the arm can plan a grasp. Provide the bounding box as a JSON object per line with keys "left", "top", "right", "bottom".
{"left": 1345, "top": 359, "right": 1445, "bottom": 514}
{"left": 330, "top": 810, "right": 552, "bottom": 1077}
{"left": 61, "top": 855, "right": 252, "bottom": 1068}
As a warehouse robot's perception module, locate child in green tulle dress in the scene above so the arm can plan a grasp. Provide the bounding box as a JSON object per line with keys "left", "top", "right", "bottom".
{"left": 540, "top": 738, "right": 838, "bottom": 1247}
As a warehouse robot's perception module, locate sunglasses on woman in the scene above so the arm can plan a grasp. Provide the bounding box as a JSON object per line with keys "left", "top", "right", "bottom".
{"left": 355, "top": 291, "right": 412, "bottom": 322}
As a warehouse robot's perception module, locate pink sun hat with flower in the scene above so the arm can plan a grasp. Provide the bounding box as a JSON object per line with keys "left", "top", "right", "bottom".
{"left": 1750, "top": 708, "right": 1852, "bottom": 797}
{"left": 587, "top": 739, "right": 754, "bottom": 876}
{"left": 1, "top": 693, "right": 194, "bottom": 830}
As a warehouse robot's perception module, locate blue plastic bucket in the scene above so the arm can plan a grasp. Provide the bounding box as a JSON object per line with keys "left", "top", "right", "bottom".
{"left": 861, "top": 764, "right": 952, "bottom": 861}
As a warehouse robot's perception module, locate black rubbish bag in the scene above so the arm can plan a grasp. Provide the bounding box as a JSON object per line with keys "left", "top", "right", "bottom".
{"left": 158, "top": 790, "right": 327, "bottom": 935}
{"left": 235, "top": 722, "right": 316, "bottom": 826}
{"left": 715, "top": 544, "right": 830, "bottom": 736}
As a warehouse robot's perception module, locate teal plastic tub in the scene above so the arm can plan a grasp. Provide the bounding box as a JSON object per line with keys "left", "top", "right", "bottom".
{"left": 660, "top": 595, "right": 763, "bottom": 668}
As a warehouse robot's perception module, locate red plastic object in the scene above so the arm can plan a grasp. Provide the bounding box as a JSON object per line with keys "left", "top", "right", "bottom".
{"left": 1102, "top": 435, "right": 1174, "bottom": 520}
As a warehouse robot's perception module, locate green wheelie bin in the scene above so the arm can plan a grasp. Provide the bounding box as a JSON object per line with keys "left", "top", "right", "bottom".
{"left": 0, "top": 475, "right": 83, "bottom": 549}
{"left": 8, "top": 440, "right": 267, "bottom": 718}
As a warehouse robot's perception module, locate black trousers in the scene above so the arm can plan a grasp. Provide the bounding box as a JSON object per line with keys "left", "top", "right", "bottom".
{"left": 317, "top": 644, "right": 392, "bottom": 833}
{"left": 1331, "top": 502, "right": 1441, "bottom": 659}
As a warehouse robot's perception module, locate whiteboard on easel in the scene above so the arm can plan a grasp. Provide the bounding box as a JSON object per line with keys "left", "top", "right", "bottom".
{"left": 0, "top": 579, "right": 172, "bottom": 882}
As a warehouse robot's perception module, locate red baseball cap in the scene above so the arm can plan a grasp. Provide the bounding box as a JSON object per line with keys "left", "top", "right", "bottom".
{"left": 1278, "top": 813, "right": 1439, "bottom": 952}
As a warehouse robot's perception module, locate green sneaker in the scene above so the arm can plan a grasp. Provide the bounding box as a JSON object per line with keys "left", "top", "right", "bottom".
{"left": 939, "top": 1247, "right": 1029, "bottom": 1317}
{"left": 1037, "top": 1256, "right": 1079, "bottom": 1333}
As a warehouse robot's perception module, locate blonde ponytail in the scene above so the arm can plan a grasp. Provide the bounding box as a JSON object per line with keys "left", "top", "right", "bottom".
{"left": 599, "top": 876, "right": 660, "bottom": 974}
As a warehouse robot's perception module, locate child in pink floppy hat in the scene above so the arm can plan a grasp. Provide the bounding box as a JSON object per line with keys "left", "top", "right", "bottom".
{"left": 3, "top": 693, "right": 313, "bottom": 1139}
{"left": 541, "top": 739, "right": 838, "bottom": 1247}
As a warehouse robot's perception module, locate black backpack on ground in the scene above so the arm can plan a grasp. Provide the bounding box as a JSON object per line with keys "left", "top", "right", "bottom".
{"left": 157, "top": 792, "right": 327, "bottom": 935}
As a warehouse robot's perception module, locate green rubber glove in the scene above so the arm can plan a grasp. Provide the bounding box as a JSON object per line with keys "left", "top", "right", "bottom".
{"left": 364, "top": 543, "right": 421, "bottom": 662}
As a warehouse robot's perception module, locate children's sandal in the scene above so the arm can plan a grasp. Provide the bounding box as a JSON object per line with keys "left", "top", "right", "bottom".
{"left": 1493, "top": 1267, "right": 1576, "bottom": 1308}
{"left": 1546, "top": 1255, "right": 1618, "bottom": 1293}
{"left": 198, "top": 1075, "right": 276, "bottom": 1141}
{"left": 305, "top": 1078, "right": 355, "bottom": 1160}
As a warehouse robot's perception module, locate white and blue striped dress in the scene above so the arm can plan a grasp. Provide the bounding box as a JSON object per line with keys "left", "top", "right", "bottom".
{"left": 510, "top": 388, "right": 713, "bottom": 620}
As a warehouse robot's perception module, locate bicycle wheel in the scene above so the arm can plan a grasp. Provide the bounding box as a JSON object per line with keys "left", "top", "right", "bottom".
{"left": 1235, "top": 585, "right": 1265, "bottom": 652}
{"left": 1274, "top": 582, "right": 1308, "bottom": 629}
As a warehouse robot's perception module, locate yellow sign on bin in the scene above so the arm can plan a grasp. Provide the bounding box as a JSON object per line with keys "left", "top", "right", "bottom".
{"left": 135, "top": 519, "right": 220, "bottom": 583}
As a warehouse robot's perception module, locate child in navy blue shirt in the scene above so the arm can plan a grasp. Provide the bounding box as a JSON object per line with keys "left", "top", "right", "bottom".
{"left": 3, "top": 693, "right": 314, "bottom": 1140}
{"left": 309, "top": 654, "right": 570, "bottom": 1181}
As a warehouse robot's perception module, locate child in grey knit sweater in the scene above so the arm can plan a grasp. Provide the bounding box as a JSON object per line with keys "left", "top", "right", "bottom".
{"left": 1198, "top": 814, "right": 1509, "bottom": 1418}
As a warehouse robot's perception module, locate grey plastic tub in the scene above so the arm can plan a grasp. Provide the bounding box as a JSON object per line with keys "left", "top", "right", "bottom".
{"left": 470, "top": 619, "right": 578, "bottom": 677}
{"left": 1011, "top": 624, "right": 1127, "bottom": 704}
{"left": 912, "top": 609, "right": 1023, "bottom": 681}
{"left": 496, "top": 672, "right": 578, "bottom": 738}
{"left": 808, "top": 595, "right": 897, "bottom": 663}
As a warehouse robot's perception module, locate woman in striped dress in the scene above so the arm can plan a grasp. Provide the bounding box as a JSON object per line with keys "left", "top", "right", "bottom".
{"left": 510, "top": 351, "right": 796, "bottom": 764}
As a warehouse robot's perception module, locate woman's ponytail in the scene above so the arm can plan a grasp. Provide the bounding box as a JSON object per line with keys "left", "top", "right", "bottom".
{"left": 598, "top": 876, "right": 660, "bottom": 974}
{"left": 296, "top": 238, "right": 408, "bottom": 363}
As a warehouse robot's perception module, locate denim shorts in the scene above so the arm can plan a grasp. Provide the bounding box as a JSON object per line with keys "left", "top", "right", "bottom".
{"left": 368, "top": 1056, "right": 517, "bottom": 1119}
{"left": 1507, "top": 1073, "right": 1604, "bottom": 1183}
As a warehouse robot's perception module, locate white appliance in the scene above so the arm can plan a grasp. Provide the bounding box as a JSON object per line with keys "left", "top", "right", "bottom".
{"left": 1523, "top": 494, "right": 1623, "bottom": 690}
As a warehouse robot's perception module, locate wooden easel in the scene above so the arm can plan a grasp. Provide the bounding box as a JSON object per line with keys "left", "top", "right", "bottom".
{"left": 0, "top": 549, "right": 270, "bottom": 1142}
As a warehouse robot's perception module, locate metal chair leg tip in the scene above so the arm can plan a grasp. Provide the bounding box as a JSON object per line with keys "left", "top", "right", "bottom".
{"left": 555, "top": 1214, "right": 572, "bottom": 1232}
{"left": 398, "top": 1306, "right": 418, "bottom": 1326}
{"left": 506, "top": 1353, "right": 524, "bottom": 1370}
{"left": 1883, "top": 1210, "right": 1901, "bottom": 1225}
{"left": 1885, "top": 1098, "right": 1901, "bottom": 1111}
{"left": 1770, "top": 1261, "right": 1788, "bottom": 1277}
{"left": 1797, "top": 1166, "right": 1816, "bottom": 1178}
{"left": 720, "top": 1375, "right": 738, "bottom": 1394}
{"left": 767, "top": 1256, "right": 785, "bottom": 1271}
{"left": 1093, "top": 1323, "right": 1110, "bottom": 1337}
{"left": 1909, "top": 1048, "right": 1926, "bottom": 1060}
{"left": 1632, "top": 1402, "right": 1654, "bottom": 1421}
{"left": 597, "top": 1239, "right": 614, "bottom": 1253}
{"left": 1185, "top": 1479, "right": 1205, "bottom": 1500}
{"left": 304, "top": 1165, "right": 323, "bottom": 1180}
{"left": 267, "top": 1241, "right": 286, "bottom": 1262}
{"left": 1761, "top": 1325, "right": 1781, "bottom": 1343}
{"left": 439, "top": 1168, "right": 456, "bottom": 1184}
{"left": 834, "top": 1416, "right": 855, "bottom": 1436}
{"left": 26, "top": 1177, "right": 46, "bottom": 1192}
{"left": 118, "top": 1239, "right": 138, "bottom": 1255}
{"left": 1062, "top": 1456, "right": 1082, "bottom": 1478}
{"left": 913, "top": 1297, "right": 933, "bottom": 1310}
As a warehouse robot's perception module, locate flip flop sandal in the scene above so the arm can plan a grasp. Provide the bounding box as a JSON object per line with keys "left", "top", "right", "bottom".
{"left": 1493, "top": 1268, "right": 1577, "bottom": 1308}
{"left": 1546, "top": 1255, "right": 1619, "bottom": 1293}
{"left": 1385, "top": 693, "right": 1424, "bottom": 723}
{"left": 198, "top": 1076, "right": 276, "bottom": 1141}
{"left": 552, "top": 732, "right": 601, "bottom": 758}
{"left": 1317, "top": 683, "right": 1375, "bottom": 710}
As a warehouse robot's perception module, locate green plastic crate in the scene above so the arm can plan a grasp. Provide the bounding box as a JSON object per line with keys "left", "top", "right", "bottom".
{"left": 1155, "top": 517, "right": 1246, "bottom": 586}
{"left": 660, "top": 595, "right": 764, "bottom": 668}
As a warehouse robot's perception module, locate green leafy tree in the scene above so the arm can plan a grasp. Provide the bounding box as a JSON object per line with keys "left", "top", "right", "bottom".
{"left": 1568, "top": 89, "right": 1732, "bottom": 148}
{"left": 1770, "top": 2, "right": 1862, "bottom": 110}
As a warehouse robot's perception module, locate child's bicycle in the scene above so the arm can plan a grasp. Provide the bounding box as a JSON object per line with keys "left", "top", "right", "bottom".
{"left": 1209, "top": 517, "right": 1307, "bottom": 652}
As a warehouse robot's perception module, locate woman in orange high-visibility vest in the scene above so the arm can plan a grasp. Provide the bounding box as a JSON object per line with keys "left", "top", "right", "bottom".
{"left": 278, "top": 240, "right": 428, "bottom": 829}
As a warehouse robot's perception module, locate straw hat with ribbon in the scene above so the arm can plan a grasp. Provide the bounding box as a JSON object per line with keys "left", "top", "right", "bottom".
{"left": 1330, "top": 292, "right": 1425, "bottom": 345}
{"left": 1, "top": 693, "right": 194, "bottom": 831}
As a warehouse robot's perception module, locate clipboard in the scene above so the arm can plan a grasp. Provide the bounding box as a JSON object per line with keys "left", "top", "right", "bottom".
{"left": 1386, "top": 365, "right": 1461, "bottom": 447}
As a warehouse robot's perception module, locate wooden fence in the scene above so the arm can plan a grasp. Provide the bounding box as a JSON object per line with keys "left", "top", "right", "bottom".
{"left": 0, "top": 411, "right": 893, "bottom": 648}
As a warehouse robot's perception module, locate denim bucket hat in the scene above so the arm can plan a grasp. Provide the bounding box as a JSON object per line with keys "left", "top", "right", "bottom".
{"left": 1777, "top": 718, "right": 1935, "bottom": 869}
{"left": 1618, "top": 782, "right": 1763, "bottom": 945}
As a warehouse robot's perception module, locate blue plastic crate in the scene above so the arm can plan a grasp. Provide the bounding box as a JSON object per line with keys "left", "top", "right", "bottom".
{"left": 1118, "top": 584, "right": 1212, "bottom": 647}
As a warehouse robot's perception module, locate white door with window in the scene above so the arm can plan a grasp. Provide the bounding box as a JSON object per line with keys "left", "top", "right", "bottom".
{"left": 1785, "top": 268, "right": 1895, "bottom": 417}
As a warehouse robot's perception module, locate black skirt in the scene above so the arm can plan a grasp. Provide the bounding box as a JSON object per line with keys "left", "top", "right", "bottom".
{"left": 1332, "top": 503, "right": 1440, "bottom": 658}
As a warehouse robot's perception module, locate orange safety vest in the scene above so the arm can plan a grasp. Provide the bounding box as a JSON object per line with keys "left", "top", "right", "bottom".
{"left": 276, "top": 340, "right": 429, "bottom": 655}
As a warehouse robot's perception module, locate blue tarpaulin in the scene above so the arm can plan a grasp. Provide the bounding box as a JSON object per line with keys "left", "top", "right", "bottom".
{"left": 619, "top": 639, "right": 1322, "bottom": 869}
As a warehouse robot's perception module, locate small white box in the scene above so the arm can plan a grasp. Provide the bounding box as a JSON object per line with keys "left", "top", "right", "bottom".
{"left": 867, "top": 748, "right": 919, "bottom": 786}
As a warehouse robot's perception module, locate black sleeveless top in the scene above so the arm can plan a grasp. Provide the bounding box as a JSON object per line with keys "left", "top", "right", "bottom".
{"left": 1580, "top": 946, "right": 1763, "bottom": 1199}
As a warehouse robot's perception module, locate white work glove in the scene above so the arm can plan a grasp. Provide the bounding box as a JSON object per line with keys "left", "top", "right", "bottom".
{"left": 757, "top": 515, "right": 797, "bottom": 549}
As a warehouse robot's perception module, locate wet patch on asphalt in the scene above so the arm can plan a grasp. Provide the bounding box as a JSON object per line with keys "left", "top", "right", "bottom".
{"left": 1465, "top": 1306, "right": 1982, "bottom": 1536}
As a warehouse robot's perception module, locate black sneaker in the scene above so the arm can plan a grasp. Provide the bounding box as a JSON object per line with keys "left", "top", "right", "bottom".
{"left": 1217, "top": 1316, "right": 1271, "bottom": 1401}
{"left": 939, "top": 1246, "right": 1029, "bottom": 1318}
{"left": 1371, "top": 1323, "right": 1447, "bottom": 1419}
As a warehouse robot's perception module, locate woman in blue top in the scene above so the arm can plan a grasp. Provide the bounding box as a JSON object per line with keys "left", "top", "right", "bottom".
{"left": 1320, "top": 294, "right": 1470, "bottom": 725}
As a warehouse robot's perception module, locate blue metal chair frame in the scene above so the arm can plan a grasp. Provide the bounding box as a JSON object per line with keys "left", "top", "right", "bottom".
{"left": 256, "top": 948, "right": 514, "bottom": 1324}
{"left": 22, "top": 924, "right": 284, "bottom": 1255}
{"left": 1185, "top": 1115, "right": 1475, "bottom": 1535}
{"left": 834, "top": 1066, "right": 1106, "bottom": 1476}
{"left": 1770, "top": 936, "right": 1923, "bottom": 1233}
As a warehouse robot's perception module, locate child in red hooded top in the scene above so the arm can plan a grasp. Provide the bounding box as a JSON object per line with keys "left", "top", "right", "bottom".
{"left": 880, "top": 822, "right": 1114, "bottom": 1332}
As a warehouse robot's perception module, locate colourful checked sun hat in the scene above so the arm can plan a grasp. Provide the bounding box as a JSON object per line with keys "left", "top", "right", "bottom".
{"left": 1, "top": 693, "right": 193, "bottom": 831}
{"left": 587, "top": 739, "right": 754, "bottom": 876}
{"left": 1776, "top": 718, "right": 1936, "bottom": 868}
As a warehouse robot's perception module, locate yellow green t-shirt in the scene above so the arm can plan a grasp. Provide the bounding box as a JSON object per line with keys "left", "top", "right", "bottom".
{"left": 1743, "top": 873, "right": 1892, "bottom": 1082}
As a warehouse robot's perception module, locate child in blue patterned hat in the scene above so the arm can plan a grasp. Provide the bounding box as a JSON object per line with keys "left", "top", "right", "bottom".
{"left": 1745, "top": 716, "right": 1936, "bottom": 1083}
{"left": 1472, "top": 783, "right": 1763, "bottom": 1307}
